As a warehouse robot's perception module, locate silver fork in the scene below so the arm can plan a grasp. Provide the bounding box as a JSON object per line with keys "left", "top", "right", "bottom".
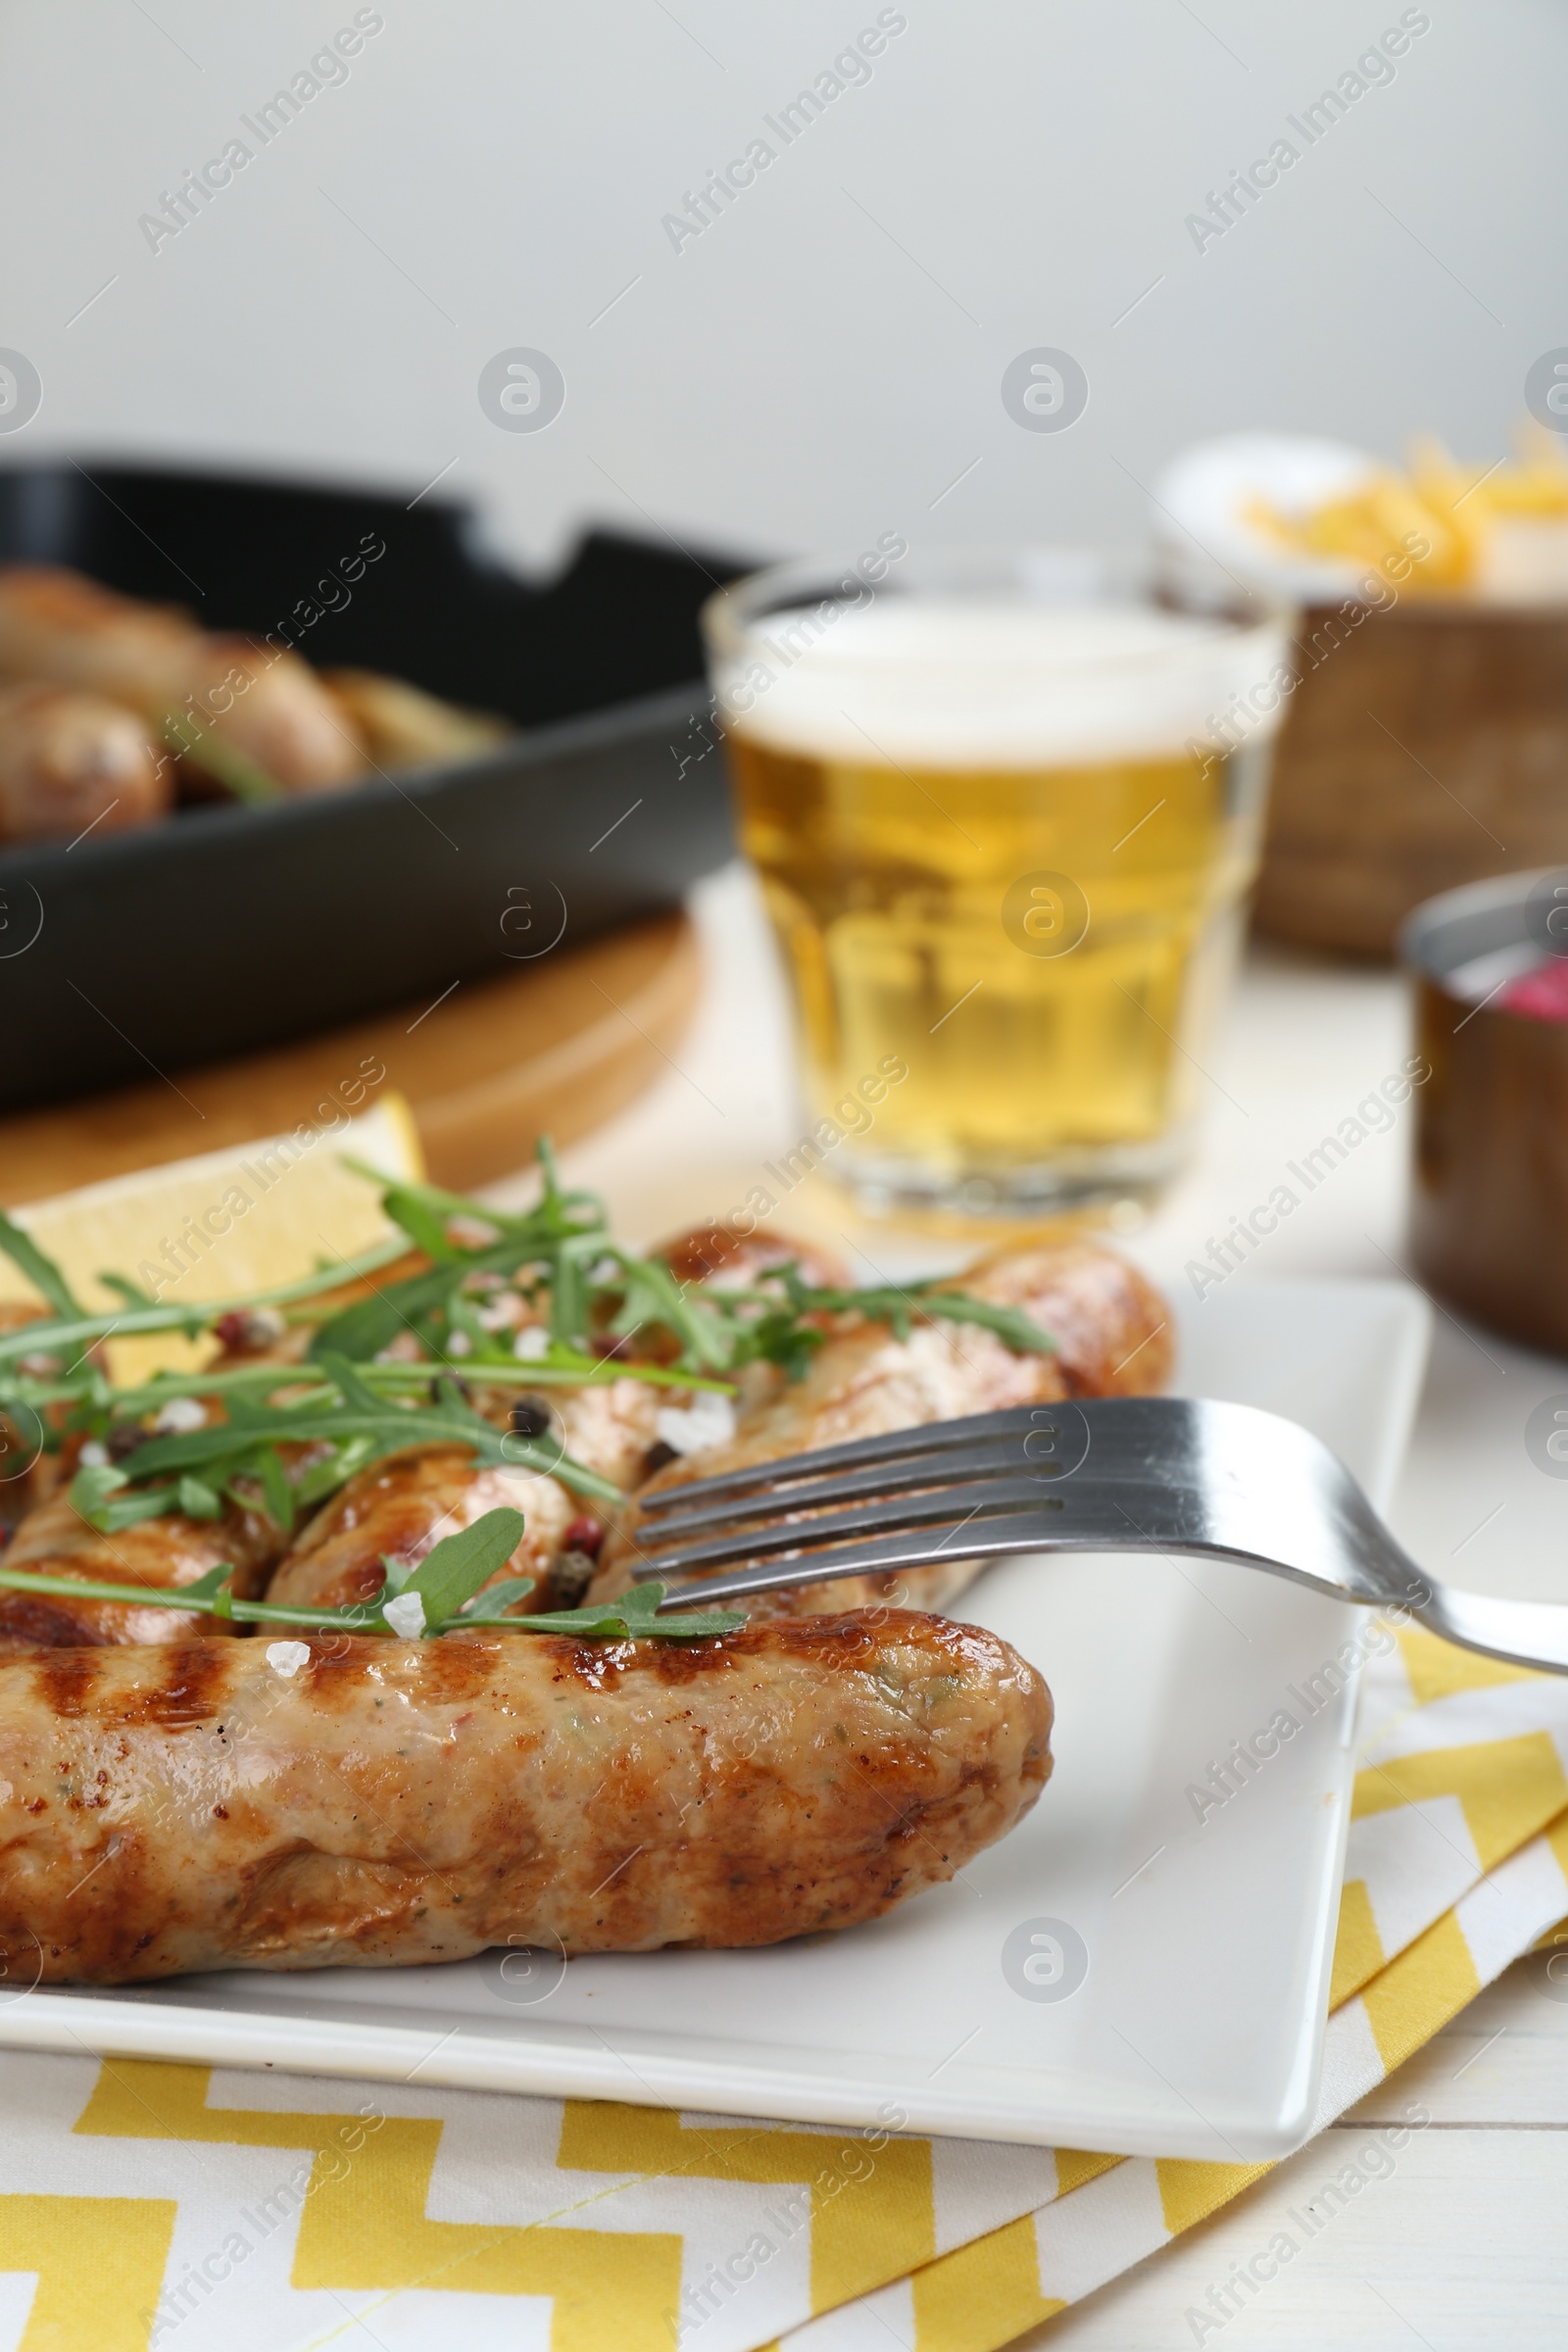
{"left": 635, "top": 1398, "right": 1568, "bottom": 1675}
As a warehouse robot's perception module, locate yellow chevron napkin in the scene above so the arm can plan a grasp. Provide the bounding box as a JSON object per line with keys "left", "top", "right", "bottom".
{"left": 0, "top": 1621, "right": 1562, "bottom": 2352}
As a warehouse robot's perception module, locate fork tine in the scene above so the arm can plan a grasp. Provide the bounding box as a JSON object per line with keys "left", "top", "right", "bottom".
{"left": 633, "top": 1405, "right": 1075, "bottom": 1515}
{"left": 627, "top": 1476, "right": 1064, "bottom": 1578}
{"left": 631, "top": 1435, "right": 1060, "bottom": 1544}
{"left": 654, "top": 1510, "right": 1070, "bottom": 1609}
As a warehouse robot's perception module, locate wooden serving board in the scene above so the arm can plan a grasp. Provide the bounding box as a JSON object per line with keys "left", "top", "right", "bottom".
{"left": 0, "top": 912, "right": 700, "bottom": 1204}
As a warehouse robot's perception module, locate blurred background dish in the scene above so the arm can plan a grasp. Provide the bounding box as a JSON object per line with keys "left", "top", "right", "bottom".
{"left": 1156, "top": 431, "right": 1568, "bottom": 959}
{"left": 0, "top": 465, "right": 740, "bottom": 1113}
{"left": 1403, "top": 867, "right": 1568, "bottom": 1357}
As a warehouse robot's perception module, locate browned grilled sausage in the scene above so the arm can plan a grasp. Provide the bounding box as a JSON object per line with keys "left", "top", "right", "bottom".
{"left": 0, "top": 1490, "right": 282, "bottom": 1656}
{"left": 173, "top": 634, "right": 365, "bottom": 795}
{"left": 263, "top": 1367, "right": 671, "bottom": 1618}
{"left": 655, "top": 1221, "right": 849, "bottom": 1293}
{"left": 0, "top": 565, "right": 196, "bottom": 707}
{"left": 269, "top": 1236, "right": 1170, "bottom": 1627}
{"left": 0, "top": 1609, "right": 1051, "bottom": 1984}
{"left": 594, "top": 1235, "right": 1171, "bottom": 1619}
{"left": 0, "top": 682, "right": 169, "bottom": 842}
{"left": 263, "top": 1446, "right": 571, "bottom": 1615}
{"left": 0, "top": 566, "right": 364, "bottom": 795}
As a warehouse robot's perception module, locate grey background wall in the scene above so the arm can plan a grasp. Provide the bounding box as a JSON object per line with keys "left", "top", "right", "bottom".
{"left": 0, "top": 0, "right": 1558, "bottom": 576}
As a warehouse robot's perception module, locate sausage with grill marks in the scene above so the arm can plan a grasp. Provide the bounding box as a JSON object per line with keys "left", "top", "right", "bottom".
{"left": 0, "top": 1489, "right": 282, "bottom": 1657}
{"left": 593, "top": 1234, "right": 1172, "bottom": 1619}
{"left": 0, "top": 1610, "right": 1052, "bottom": 1984}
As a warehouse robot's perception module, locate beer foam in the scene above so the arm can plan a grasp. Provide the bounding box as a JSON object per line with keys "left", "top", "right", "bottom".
{"left": 722, "top": 596, "right": 1290, "bottom": 767}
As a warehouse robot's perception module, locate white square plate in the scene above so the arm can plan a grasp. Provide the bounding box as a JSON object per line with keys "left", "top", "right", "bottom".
{"left": 1, "top": 1279, "right": 1430, "bottom": 2160}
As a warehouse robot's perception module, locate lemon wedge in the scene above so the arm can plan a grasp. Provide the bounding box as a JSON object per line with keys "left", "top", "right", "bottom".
{"left": 0, "top": 1094, "right": 422, "bottom": 1380}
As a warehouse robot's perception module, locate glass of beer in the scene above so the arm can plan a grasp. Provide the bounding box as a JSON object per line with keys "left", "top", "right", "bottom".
{"left": 703, "top": 547, "right": 1292, "bottom": 1215}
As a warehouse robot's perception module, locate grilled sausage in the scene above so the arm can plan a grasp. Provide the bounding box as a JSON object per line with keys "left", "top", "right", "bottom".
{"left": 594, "top": 1235, "right": 1171, "bottom": 1619}
{"left": 0, "top": 567, "right": 364, "bottom": 795}
{"left": 261, "top": 1372, "right": 669, "bottom": 1617}
{"left": 259, "top": 1224, "right": 845, "bottom": 1619}
{"left": 0, "top": 1609, "right": 1052, "bottom": 1984}
{"left": 0, "top": 683, "right": 169, "bottom": 842}
{"left": 655, "top": 1220, "right": 849, "bottom": 1295}
{"left": 0, "top": 565, "right": 195, "bottom": 708}
{"left": 267, "top": 1235, "right": 1169, "bottom": 1625}
{"left": 173, "top": 634, "right": 365, "bottom": 796}
{"left": 263, "top": 1447, "right": 572, "bottom": 1615}
{"left": 0, "top": 1490, "right": 281, "bottom": 1656}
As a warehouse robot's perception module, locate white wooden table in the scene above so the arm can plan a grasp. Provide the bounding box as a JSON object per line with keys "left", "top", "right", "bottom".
{"left": 521, "top": 865, "right": 1568, "bottom": 2350}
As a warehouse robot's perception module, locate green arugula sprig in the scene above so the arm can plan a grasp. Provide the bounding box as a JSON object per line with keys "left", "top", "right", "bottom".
{"left": 627, "top": 1267, "right": 1060, "bottom": 1385}
{"left": 309, "top": 1144, "right": 604, "bottom": 1363}
{"left": 757, "top": 1271, "right": 1056, "bottom": 1367}
{"left": 161, "top": 710, "right": 283, "bottom": 807}
{"left": 0, "top": 1208, "right": 87, "bottom": 1321}
{"left": 64, "top": 1353, "right": 619, "bottom": 1536}
{"left": 0, "top": 1234, "right": 414, "bottom": 1378}
{"left": 0, "top": 1507, "right": 743, "bottom": 1642}
{"left": 0, "top": 1141, "right": 1055, "bottom": 1551}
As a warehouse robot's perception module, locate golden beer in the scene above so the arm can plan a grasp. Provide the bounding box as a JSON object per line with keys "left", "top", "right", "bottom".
{"left": 706, "top": 560, "right": 1288, "bottom": 1211}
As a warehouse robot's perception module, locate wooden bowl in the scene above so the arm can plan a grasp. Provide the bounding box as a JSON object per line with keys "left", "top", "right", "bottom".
{"left": 1403, "top": 870, "right": 1568, "bottom": 1355}
{"left": 1254, "top": 602, "right": 1568, "bottom": 960}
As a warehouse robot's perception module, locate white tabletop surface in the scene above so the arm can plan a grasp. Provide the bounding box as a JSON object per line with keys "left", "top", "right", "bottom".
{"left": 514, "top": 864, "right": 1568, "bottom": 2350}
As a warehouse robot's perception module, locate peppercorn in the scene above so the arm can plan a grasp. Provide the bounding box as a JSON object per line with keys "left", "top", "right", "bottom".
{"left": 549, "top": 1550, "right": 596, "bottom": 1608}
{"left": 509, "top": 1395, "right": 554, "bottom": 1440}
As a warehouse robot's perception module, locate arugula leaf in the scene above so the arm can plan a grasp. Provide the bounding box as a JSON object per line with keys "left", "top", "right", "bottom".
{"left": 73, "top": 1367, "right": 616, "bottom": 1534}
{"left": 69, "top": 1463, "right": 184, "bottom": 1533}
{"left": 293, "top": 1438, "right": 375, "bottom": 1510}
{"left": 179, "top": 1563, "right": 236, "bottom": 1618}
{"left": 340, "top": 1159, "right": 504, "bottom": 1259}
{"left": 401, "top": 1506, "right": 525, "bottom": 1624}
{"left": 0, "top": 1557, "right": 743, "bottom": 1642}
{"left": 908, "top": 1292, "right": 1056, "bottom": 1355}
{"left": 309, "top": 1250, "right": 521, "bottom": 1363}
{"left": 161, "top": 710, "right": 282, "bottom": 806}
{"left": 549, "top": 1231, "right": 609, "bottom": 1350}
{"left": 499, "top": 1579, "right": 744, "bottom": 1641}
{"left": 609, "top": 1251, "right": 730, "bottom": 1371}
{"left": 0, "top": 1209, "right": 84, "bottom": 1321}
{"left": 69, "top": 1460, "right": 127, "bottom": 1516}
{"left": 311, "top": 1153, "right": 607, "bottom": 1362}
{"left": 456, "top": 1577, "right": 538, "bottom": 1624}
{"left": 250, "top": 1445, "right": 295, "bottom": 1535}
{"left": 315, "top": 1351, "right": 389, "bottom": 1417}
{"left": 97, "top": 1273, "right": 160, "bottom": 1312}
{"left": 0, "top": 1234, "right": 410, "bottom": 1376}
{"left": 754, "top": 1273, "right": 1056, "bottom": 1365}
{"left": 176, "top": 1476, "right": 222, "bottom": 1521}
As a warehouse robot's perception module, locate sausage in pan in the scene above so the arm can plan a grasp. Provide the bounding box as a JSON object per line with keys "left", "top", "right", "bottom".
{"left": 0, "top": 683, "right": 169, "bottom": 842}
{"left": 0, "top": 566, "right": 364, "bottom": 794}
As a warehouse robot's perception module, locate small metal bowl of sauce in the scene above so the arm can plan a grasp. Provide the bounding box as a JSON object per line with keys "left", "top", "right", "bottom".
{"left": 1402, "top": 867, "right": 1568, "bottom": 1355}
